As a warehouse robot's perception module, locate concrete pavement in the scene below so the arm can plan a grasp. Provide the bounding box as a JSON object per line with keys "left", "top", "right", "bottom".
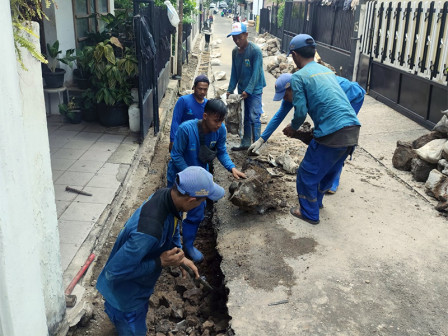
{"left": 210, "top": 15, "right": 447, "bottom": 336}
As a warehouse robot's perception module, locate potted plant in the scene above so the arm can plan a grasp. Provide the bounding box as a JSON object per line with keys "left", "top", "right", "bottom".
{"left": 42, "top": 40, "right": 76, "bottom": 88}
{"left": 89, "top": 38, "right": 138, "bottom": 127}
{"left": 80, "top": 89, "right": 97, "bottom": 122}
{"left": 59, "top": 97, "right": 82, "bottom": 124}
{"left": 73, "top": 46, "right": 94, "bottom": 89}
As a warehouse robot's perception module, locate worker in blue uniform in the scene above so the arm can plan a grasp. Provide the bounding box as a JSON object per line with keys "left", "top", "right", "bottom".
{"left": 96, "top": 166, "right": 224, "bottom": 336}
{"left": 248, "top": 73, "right": 365, "bottom": 194}
{"left": 226, "top": 22, "right": 266, "bottom": 151}
{"left": 167, "top": 99, "right": 246, "bottom": 262}
{"left": 281, "top": 34, "right": 361, "bottom": 225}
{"left": 169, "top": 74, "right": 210, "bottom": 152}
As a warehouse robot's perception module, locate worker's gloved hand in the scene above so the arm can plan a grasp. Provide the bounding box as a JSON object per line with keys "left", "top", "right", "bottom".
{"left": 247, "top": 138, "right": 265, "bottom": 156}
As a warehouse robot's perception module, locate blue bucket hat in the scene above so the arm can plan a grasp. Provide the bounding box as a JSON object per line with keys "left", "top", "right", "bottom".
{"left": 273, "top": 73, "right": 293, "bottom": 101}
{"left": 175, "top": 166, "right": 225, "bottom": 201}
{"left": 287, "top": 34, "right": 316, "bottom": 56}
{"left": 227, "top": 22, "right": 247, "bottom": 37}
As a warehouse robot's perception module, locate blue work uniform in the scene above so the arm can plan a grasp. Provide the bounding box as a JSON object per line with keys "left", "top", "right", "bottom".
{"left": 170, "top": 94, "right": 207, "bottom": 143}
{"left": 96, "top": 188, "right": 181, "bottom": 335}
{"left": 291, "top": 62, "right": 361, "bottom": 222}
{"left": 228, "top": 42, "right": 266, "bottom": 146}
{"left": 167, "top": 119, "right": 235, "bottom": 256}
{"left": 260, "top": 76, "right": 365, "bottom": 142}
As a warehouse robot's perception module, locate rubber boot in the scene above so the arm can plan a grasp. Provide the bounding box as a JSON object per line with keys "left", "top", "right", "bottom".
{"left": 182, "top": 222, "right": 204, "bottom": 263}
{"left": 232, "top": 124, "right": 252, "bottom": 151}
{"left": 252, "top": 124, "right": 261, "bottom": 143}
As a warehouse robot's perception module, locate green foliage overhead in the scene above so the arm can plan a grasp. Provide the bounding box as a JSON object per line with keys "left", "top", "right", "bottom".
{"left": 10, "top": 0, "right": 54, "bottom": 69}
{"left": 277, "top": 0, "right": 285, "bottom": 28}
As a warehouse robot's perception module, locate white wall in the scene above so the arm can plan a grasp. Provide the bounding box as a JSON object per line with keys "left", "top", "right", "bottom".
{"left": 0, "top": 6, "right": 65, "bottom": 336}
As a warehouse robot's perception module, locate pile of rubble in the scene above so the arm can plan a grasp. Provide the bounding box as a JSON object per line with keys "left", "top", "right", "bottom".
{"left": 255, "top": 32, "right": 281, "bottom": 57}
{"left": 393, "top": 110, "right": 448, "bottom": 212}
{"left": 228, "top": 136, "right": 308, "bottom": 213}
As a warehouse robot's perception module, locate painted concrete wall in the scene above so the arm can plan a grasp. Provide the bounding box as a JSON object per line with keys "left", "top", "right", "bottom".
{"left": 0, "top": 5, "right": 65, "bottom": 336}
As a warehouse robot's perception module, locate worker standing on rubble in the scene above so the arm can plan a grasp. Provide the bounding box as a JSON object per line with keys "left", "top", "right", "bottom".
{"left": 167, "top": 99, "right": 246, "bottom": 263}
{"left": 248, "top": 73, "right": 365, "bottom": 194}
{"left": 226, "top": 22, "right": 266, "bottom": 151}
{"left": 169, "top": 75, "right": 210, "bottom": 152}
{"left": 282, "top": 34, "right": 361, "bottom": 225}
{"left": 97, "top": 166, "right": 224, "bottom": 336}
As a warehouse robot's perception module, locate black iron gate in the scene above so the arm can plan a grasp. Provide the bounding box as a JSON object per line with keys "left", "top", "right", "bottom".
{"left": 358, "top": 0, "right": 448, "bottom": 129}
{"left": 134, "top": 0, "right": 174, "bottom": 138}
{"left": 134, "top": 0, "right": 158, "bottom": 138}
{"left": 281, "top": 0, "right": 358, "bottom": 79}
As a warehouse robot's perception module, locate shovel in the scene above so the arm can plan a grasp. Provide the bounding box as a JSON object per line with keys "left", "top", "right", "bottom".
{"left": 180, "top": 264, "right": 214, "bottom": 291}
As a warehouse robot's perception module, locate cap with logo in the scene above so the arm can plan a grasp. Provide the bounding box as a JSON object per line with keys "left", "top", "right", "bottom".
{"left": 175, "top": 166, "right": 225, "bottom": 201}
{"left": 273, "top": 73, "right": 293, "bottom": 101}
{"left": 287, "top": 34, "right": 316, "bottom": 56}
{"left": 227, "top": 22, "right": 247, "bottom": 37}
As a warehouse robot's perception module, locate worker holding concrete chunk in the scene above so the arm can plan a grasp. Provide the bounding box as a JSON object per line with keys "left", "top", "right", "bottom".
{"left": 283, "top": 34, "right": 361, "bottom": 225}
{"left": 248, "top": 72, "right": 365, "bottom": 194}
{"left": 169, "top": 74, "right": 210, "bottom": 152}
{"left": 226, "top": 22, "right": 266, "bottom": 151}
{"left": 97, "top": 166, "right": 224, "bottom": 336}
{"left": 167, "top": 99, "right": 246, "bottom": 263}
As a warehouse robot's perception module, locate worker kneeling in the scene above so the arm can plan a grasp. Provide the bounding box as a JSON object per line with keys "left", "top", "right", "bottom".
{"left": 96, "top": 166, "right": 225, "bottom": 335}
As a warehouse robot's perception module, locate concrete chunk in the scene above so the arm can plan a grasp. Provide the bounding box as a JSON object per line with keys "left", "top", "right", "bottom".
{"left": 392, "top": 141, "right": 415, "bottom": 171}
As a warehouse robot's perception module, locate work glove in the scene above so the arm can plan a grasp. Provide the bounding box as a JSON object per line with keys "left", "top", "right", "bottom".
{"left": 247, "top": 138, "right": 265, "bottom": 156}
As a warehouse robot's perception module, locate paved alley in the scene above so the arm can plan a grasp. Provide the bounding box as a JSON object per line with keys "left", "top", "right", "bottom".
{"left": 209, "top": 15, "right": 448, "bottom": 336}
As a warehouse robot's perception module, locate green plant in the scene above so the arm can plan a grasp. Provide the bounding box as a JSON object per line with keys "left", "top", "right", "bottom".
{"left": 75, "top": 46, "right": 94, "bottom": 78}
{"left": 277, "top": 0, "right": 285, "bottom": 28}
{"left": 59, "top": 97, "right": 80, "bottom": 119}
{"left": 89, "top": 37, "right": 138, "bottom": 106}
{"left": 10, "top": 0, "right": 54, "bottom": 69}
{"left": 78, "top": 89, "right": 96, "bottom": 111}
{"left": 46, "top": 40, "right": 76, "bottom": 72}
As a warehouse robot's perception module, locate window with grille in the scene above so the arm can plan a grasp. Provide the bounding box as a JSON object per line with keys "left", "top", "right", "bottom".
{"left": 73, "top": 0, "right": 110, "bottom": 47}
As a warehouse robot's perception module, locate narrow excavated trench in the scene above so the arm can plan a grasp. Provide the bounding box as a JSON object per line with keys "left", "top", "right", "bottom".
{"left": 67, "top": 34, "right": 234, "bottom": 336}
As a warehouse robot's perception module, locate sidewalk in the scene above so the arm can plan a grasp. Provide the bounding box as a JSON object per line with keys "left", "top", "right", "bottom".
{"left": 48, "top": 117, "right": 139, "bottom": 272}
{"left": 48, "top": 79, "right": 179, "bottom": 291}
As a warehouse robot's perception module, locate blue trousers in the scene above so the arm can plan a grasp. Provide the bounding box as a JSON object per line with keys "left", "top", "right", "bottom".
{"left": 297, "top": 139, "right": 354, "bottom": 222}
{"left": 105, "top": 301, "right": 148, "bottom": 336}
{"left": 329, "top": 100, "right": 363, "bottom": 192}
{"left": 241, "top": 93, "right": 263, "bottom": 147}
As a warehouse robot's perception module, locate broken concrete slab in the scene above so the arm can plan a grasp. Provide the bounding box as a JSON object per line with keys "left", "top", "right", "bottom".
{"left": 411, "top": 157, "right": 437, "bottom": 182}
{"left": 412, "top": 131, "right": 445, "bottom": 149}
{"left": 392, "top": 140, "right": 415, "bottom": 171}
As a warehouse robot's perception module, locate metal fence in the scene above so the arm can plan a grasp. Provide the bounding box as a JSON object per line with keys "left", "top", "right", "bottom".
{"left": 134, "top": 0, "right": 174, "bottom": 137}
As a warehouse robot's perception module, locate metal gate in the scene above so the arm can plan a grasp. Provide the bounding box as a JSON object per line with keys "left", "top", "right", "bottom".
{"left": 357, "top": 0, "right": 448, "bottom": 128}
{"left": 282, "top": 0, "right": 360, "bottom": 79}
{"left": 134, "top": 0, "right": 158, "bottom": 138}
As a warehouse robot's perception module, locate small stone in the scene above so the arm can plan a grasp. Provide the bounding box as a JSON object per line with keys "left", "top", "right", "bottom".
{"left": 365, "top": 280, "right": 370, "bottom": 284}
{"left": 202, "top": 320, "right": 214, "bottom": 330}
{"left": 351, "top": 188, "right": 355, "bottom": 192}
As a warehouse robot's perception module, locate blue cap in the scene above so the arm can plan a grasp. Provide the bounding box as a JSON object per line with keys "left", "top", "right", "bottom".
{"left": 273, "top": 73, "right": 293, "bottom": 101}
{"left": 227, "top": 22, "right": 247, "bottom": 37}
{"left": 287, "top": 34, "right": 316, "bottom": 56}
{"left": 175, "top": 166, "right": 225, "bottom": 201}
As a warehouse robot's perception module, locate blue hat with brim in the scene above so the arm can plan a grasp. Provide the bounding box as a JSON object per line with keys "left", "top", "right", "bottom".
{"left": 287, "top": 34, "right": 316, "bottom": 56}
{"left": 176, "top": 166, "right": 225, "bottom": 201}
{"left": 227, "top": 22, "right": 247, "bottom": 37}
{"left": 273, "top": 73, "right": 293, "bottom": 101}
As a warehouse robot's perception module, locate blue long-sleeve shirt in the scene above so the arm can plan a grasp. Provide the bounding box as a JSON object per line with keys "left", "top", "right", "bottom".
{"left": 227, "top": 42, "right": 266, "bottom": 95}
{"left": 96, "top": 188, "right": 182, "bottom": 312}
{"left": 170, "top": 94, "right": 207, "bottom": 143}
{"left": 261, "top": 76, "right": 365, "bottom": 141}
{"left": 291, "top": 62, "right": 360, "bottom": 137}
{"left": 167, "top": 119, "right": 235, "bottom": 183}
